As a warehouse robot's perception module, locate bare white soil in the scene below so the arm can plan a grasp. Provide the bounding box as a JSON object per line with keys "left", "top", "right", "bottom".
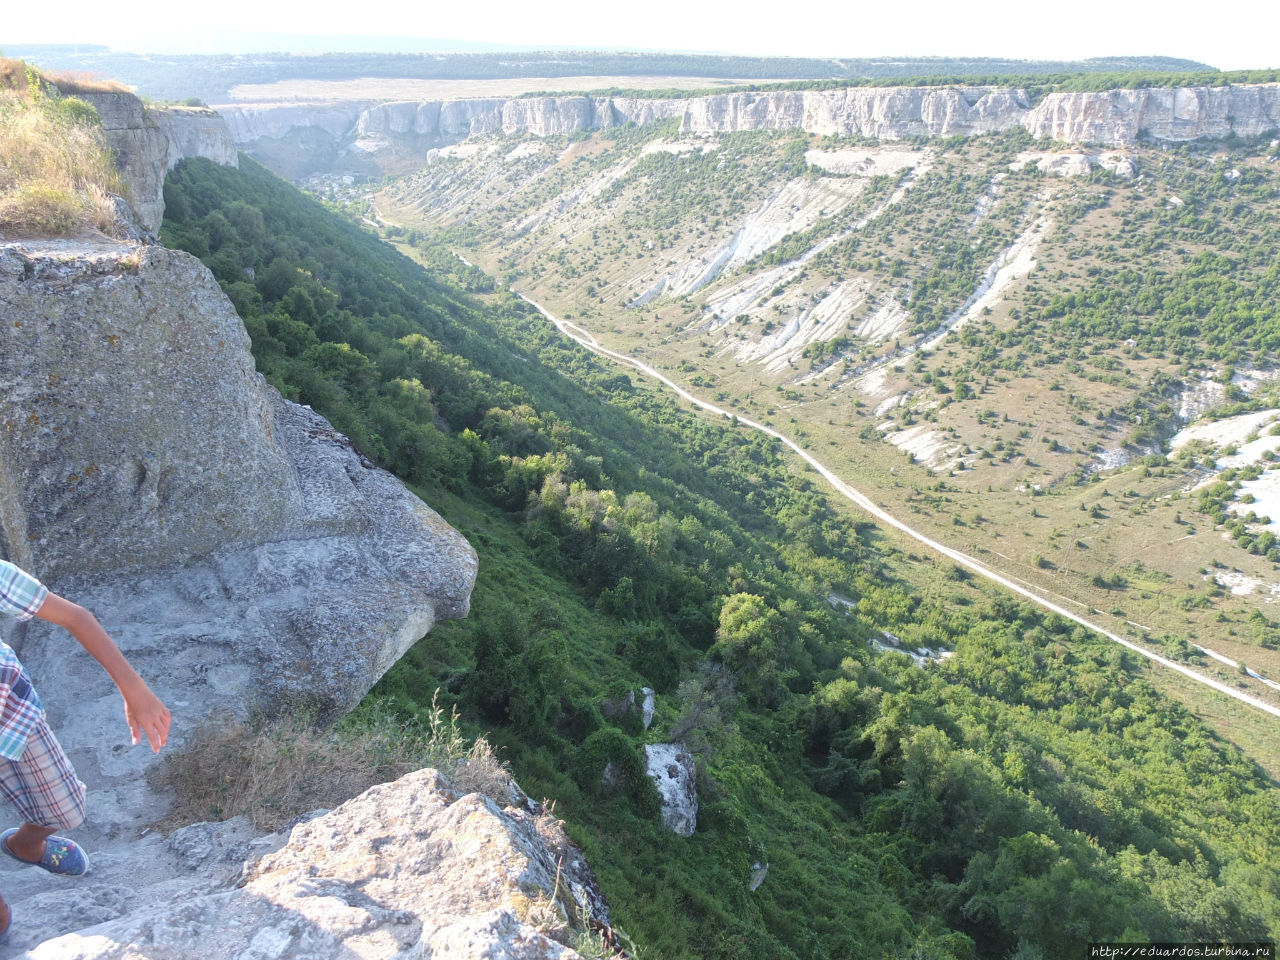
{"left": 880, "top": 422, "right": 964, "bottom": 470}
{"left": 804, "top": 148, "right": 927, "bottom": 176}
{"left": 916, "top": 219, "right": 1045, "bottom": 355}
{"left": 1170, "top": 409, "right": 1280, "bottom": 452}
{"left": 1212, "top": 570, "right": 1280, "bottom": 597}
{"left": 1176, "top": 378, "right": 1229, "bottom": 422}
{"left": 1009, "top": 151, "right": 1136, "bottom": 178}
{"left": 1229, "top": 471, "right": 1280, "bottom": 530}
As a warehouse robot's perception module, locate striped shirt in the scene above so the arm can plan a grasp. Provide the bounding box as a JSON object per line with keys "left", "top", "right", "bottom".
{"left": 0, "top": 560, "right": 49, "bottom": 760}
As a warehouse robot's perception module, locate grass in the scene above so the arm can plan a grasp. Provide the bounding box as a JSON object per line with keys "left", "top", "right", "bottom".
{"left": 43, "top": 72, "right": 130, "bottom": 95}
{"left": 149, "top": 691, "right": 637, "bottom": 955}
{"left": 150, "top": 692, "right": 510, "bottom": 831}
{"left": 0, "top": 58, "right": 124, "bottom": 236}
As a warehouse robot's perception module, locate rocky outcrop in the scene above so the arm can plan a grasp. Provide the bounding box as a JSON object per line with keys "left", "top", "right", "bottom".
{"left": 644, "top": 743, "right": 697, "bottom": 837}
{"left": 75, "top": 92, "right": 237, "bottom": 233}
{"left": 219, "top": 82, "right": 1280, "bottom": 179}
{"left": 1, "top": 236, "right": 476, "bottom": 736}
{"left": 7, "top": 769, "right": 610, "bottom": 959}
{"left": 0, "top": 234, "right": 481, "bottom": 953}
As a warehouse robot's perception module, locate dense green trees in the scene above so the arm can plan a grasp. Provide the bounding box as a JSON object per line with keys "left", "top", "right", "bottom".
{"left": 162, "top": 156, "right": 1280, "bottom": 959}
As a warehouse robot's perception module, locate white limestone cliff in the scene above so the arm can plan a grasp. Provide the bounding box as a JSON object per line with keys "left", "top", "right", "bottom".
{"left": 218, "top": 82, "right": 1280, "bottom": 180}
{"left": 1024, "top": 85, "right": 1280, "bottom": 142}
{"left": 75, "top": 92, "right": 237, "bottom": 233}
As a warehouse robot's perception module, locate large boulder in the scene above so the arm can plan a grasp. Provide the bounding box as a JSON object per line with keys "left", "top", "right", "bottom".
{"left": 0, "top": 237, "right": 477, "bottom": 838}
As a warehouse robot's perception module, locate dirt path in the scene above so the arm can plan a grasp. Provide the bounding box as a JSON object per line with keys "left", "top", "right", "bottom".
{"left": 522, "top": 293, "right": 1280, "bottom": 722}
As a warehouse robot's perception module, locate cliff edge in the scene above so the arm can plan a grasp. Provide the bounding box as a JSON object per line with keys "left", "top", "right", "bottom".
{"left": 0, "top": 75, "right": 609, "bottom": 949}
{"left": 7, "top": 768, "right": 610, "bottom": 960}
{"left": 74, "top": 92, "right": 238, "bottom": 234}
{"left": 218, "top": 82, "right": 1280, "bottom": 179}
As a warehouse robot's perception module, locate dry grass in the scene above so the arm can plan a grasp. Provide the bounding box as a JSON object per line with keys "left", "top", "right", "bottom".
{"left": 45, "top": 71, "right": 130, "bottom": 95}
{"left": 150, "top": 693, "right": 511, "bottom": 831}
{"left": 0, "top": 59, "right": 124, "bottom": 237}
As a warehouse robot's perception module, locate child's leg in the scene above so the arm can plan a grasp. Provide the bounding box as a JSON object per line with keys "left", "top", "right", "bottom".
{"left": 0, "top": 714, "right": 87, "bottom": 838}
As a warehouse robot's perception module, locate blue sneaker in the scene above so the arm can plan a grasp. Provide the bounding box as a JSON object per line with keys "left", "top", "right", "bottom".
{"left": 1, "top": 828, "right": 89, "bottom": 877}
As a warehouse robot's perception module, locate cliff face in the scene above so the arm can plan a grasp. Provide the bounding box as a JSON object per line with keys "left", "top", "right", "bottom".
{"left": 76, "top": 92, "right": 238, "bottom": 233}
{"left": 0, "top": 239, "right": 476, "bottom": 721}
{"left": 218, "top": 82, "right": 1280, "bottom": 178}
{"left": 1025, "top": 85, "right": 1280, "bottom": 142}
{"left": 679, "top": 86, "right": 1031, "bottom": 138}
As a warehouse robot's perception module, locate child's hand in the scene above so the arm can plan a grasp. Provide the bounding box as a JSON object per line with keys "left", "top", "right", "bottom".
{"left": 34, "top": 593, "right": 173, "bottom": 753}
{"left": 123, "top": 684, "right": 171, "bottom": 753}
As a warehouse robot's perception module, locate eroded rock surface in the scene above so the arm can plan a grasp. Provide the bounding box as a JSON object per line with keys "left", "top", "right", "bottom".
{"left": 8, "top": 770, "right": 607, "bottom": 960}
{"left": 644, "top": 743, "right": 697, "bottom": 837}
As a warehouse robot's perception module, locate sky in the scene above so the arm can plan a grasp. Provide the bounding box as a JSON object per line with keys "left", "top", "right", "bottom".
{"left": 5, "top": 0, "right": 1279, "bottom": 71}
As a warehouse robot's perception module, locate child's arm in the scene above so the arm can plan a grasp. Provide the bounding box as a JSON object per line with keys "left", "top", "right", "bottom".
{"left": 34, "top": 593, "right": 171, "bottom": 753}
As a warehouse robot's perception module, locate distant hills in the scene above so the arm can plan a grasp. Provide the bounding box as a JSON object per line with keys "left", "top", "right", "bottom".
{"left": 7, "top": 45, "right": 1215, "bottom": 103}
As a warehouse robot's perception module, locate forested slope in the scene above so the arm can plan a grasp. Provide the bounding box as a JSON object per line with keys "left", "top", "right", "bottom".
{"left": 380, "top": 123, "right": 1280, "bottom": 709}
{"left": 161, "top": 156, "right": 1280, "bottom": 959}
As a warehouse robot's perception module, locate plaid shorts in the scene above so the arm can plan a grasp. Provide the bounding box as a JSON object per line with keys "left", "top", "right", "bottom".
{"left": 0, "top": 713, "right": 86, "bottom": 830}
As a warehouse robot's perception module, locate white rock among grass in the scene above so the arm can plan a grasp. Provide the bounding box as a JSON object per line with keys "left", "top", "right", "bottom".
{"left": 645, "top": 743, "right": 697, "bottom": 837}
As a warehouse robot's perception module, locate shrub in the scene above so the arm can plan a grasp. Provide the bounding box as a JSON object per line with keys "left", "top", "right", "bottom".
{"left": 0, "top": 61, "right": 124, "bottom": 236}
{"left": 573, "top": 727, "right": 662, "bottom": 818}
{"left": 150, "top": 692, "right": 510, "bottom": 831}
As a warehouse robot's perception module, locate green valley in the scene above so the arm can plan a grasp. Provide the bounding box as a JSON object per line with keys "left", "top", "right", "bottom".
{"left": 375, "top": 117, "right": 1280, "bottom": 736}
{"left": 158, "top": 149, "right": 1280, "bottom": 958}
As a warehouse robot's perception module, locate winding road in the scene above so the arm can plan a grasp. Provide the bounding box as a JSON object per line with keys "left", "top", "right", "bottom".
{"left": 521, "top": 293, "right": 1280, "bottom": 722}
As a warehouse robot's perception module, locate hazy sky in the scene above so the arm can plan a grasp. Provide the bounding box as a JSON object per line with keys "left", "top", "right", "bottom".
{"left": 5, "top": 0, "right": 1278, "bottom": 71}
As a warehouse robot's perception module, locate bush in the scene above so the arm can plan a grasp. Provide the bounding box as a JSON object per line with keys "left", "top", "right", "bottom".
{"left": 574, "top": 727, "right": 662, "bottom": 818}
{"left": 150, "top": 693, "right": 510, "bottom": 831}
{"left": 0, "top": 62, "right": 124, "bottom": 236}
